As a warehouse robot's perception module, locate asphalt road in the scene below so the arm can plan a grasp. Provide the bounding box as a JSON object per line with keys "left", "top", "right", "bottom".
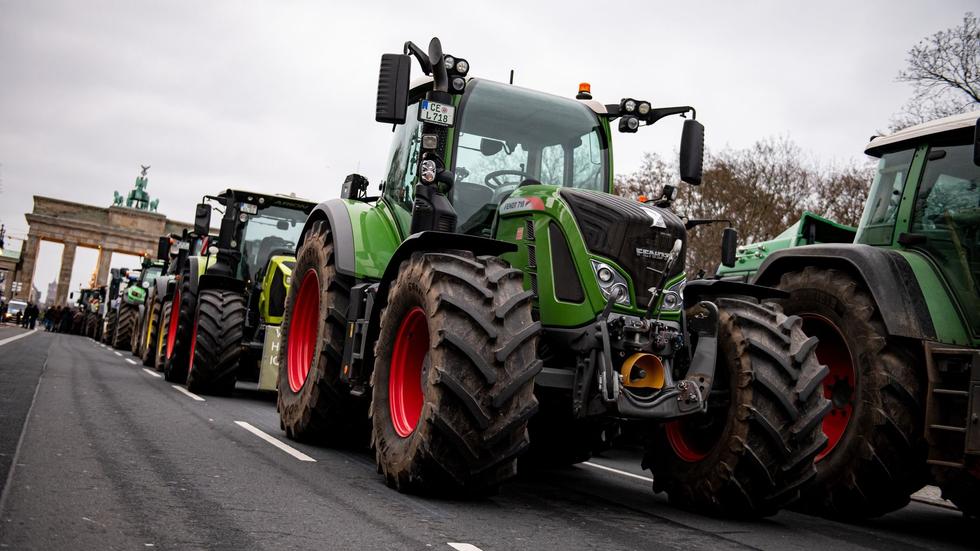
{"left": 0, "top": 330, "right": 975, "bottom": 550}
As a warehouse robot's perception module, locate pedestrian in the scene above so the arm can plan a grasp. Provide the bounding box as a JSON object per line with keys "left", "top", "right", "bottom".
{"left": 26, "top": 303, "right": 38, "bottom": 330}
{"left": 0, "top": 300, "right": 6, "bottom": 324}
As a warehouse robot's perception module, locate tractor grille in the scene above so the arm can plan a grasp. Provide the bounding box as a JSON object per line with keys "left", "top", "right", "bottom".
{"left": 559, "top": 189, "right": 686, "bottom": 307}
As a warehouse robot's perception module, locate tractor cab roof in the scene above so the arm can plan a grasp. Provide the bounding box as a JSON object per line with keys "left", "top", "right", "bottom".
{"left": 865, "top": 110, "right": 980, "bottom": 157}
{"left": 216, "top": 189, "right": 318, "bottom": 213}
{"left": 409, "top": 76, "right": 610, "bottom": 116}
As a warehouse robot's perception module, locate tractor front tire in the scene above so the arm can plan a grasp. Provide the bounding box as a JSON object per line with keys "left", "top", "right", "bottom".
{"left": 154, "top": 301, "right": 173, "bottom": 372}
{"left": 141, "top": 298, "right": 161, "bottom": 366}
{"left": 371, "top": 252, "right": 540, "bottom": 495}
{"left": 186, "top": 289, "right": 245, "bottom": 395}
{"left": 646, "top": 297, "right": 831, "bottom": 518}
{"left": 102, "top": 309, "right": 118, "bottom": 345}
{"left": 277, "top": 221, "right": 364, "bottom": 444}
{"left": 164, "top": 271, "right": 197, "bottom": 384}
{"left": 776, "top": 267, "right": 927, "bottom": 518}
{"left": 113, "top": 304, "right": 138, "bottom": 350}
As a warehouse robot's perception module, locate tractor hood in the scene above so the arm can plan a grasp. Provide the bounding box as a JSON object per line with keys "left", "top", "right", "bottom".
{"left": 558, "top": 188, "right": 685, "bottom": 307}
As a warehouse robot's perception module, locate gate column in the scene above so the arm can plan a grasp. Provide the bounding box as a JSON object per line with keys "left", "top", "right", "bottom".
{"left": 55, "top": 241, "right": 77, "bottom": 306}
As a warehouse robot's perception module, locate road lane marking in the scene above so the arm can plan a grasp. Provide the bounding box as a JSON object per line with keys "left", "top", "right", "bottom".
{"left": 142, "top": 368, "right": 163, "bottom": 378}
{"left": 113, "top": 351, "right": 123, "bottom": 356}
{"left": 125, "top": 358, "right": 138, "bottom": 365}
{"left": 172, "top": 385, "right": 206, "bottom": 401}
{"left": 0, "top": 330, "right": 39, "bottom": 347}
{"left": 234, "top": 421, "right": 315, "bottom": 462}
{"left": 448, "top": 544, "right": 484, "bottom": 551}
{"left": 582, "top": 461, "right": 653, "bottom": 483}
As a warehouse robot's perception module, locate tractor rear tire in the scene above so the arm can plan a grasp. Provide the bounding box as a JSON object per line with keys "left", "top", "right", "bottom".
{"left": 186, "top": 289, "right": 245, "bottom": 395}
{"left": 277, "top": 221, "right": 365, "bottom": 443}
{"left": 371, "top": 251, "right": 540, "bottom": 494}
{"left": 776, "top": 267, "right": 928, "bottom": 518}
{"left": 645, "top": 297, "right": 831, "bottom": 518}
{"left": 113, "top": 304, "right": 138, "bottom": 350}
{"left": 103, "top": 309, "right": 118, "bottom": 344}
{"left": 142, "top": 298, "right": 162, "bottom": 367}
{"left": 154, "top": 301, "right": 172, "bottom": 372}
{"left": 164, "top": 270, "right": 197, "bottom": 384}
{"left": 84, "top": 313, "right": 98, "bottom": 339}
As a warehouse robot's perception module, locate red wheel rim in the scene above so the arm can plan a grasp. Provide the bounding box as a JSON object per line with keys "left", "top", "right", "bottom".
{"left": 389, "top": 307, "right": 428, "bottom": 438}
{"left": 665, "top": 420, "right": 710, "bottom": 462}
{"left": 287, "top": 269, "right": 320, "bottom": 393}
{"left": 188, "top": 312, "right": 199, "bottom": 376}
{"left": 802, "top": 314, "right": 855, "bottom": 462}
{"left": 166, "top": 289, "right": 180, "bottom": 359}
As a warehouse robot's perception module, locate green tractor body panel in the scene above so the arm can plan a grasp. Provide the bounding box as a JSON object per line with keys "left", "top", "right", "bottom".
{"left": 125, "top": 286, "right": 147, "bottom": 305}
{"left": 718, "top": 211, "right": 856, "bottom": 281}
{"left": 258, "top": 255, "right": 296, "bottom": 326}
{"left": 347, "top": 199, "right": 403, "bottom": 279}
{"left": 898, "top": 250, "right": 974, "bottom": 346}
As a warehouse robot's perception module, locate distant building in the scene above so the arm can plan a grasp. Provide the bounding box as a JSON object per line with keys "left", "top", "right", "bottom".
{"left": 45, "top": 281, "right": 58, "bottom": 307}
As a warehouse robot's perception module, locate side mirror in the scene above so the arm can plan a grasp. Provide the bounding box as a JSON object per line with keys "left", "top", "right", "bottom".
{"left": 480, "top": 138, "right": 505, "bottom": 156}
{"left": 69, "top": 292, "right": 74, "bottom": 300}
{"left": 156, "top": 236, "right": 170, "bottom": 260}
{"left": 680, "top": 119, "right": 705, "bottom": 185}
{"left": 276, "top": 220, "right": 289, "bottom": 230}
{"left": 194, "top": 203, "right": 211, "bottom": 236}
{"left": 721, "top": 227, "right": 738, "bottom": 268}
{"left": 376, "top": 53, "right": 411, "bottom": 124}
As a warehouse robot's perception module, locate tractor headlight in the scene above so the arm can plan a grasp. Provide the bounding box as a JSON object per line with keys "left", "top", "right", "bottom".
{"left": 591, "top": 260, "right": 631, "bottom": 306}
{"left": 420, "top": 159, "right": 436, "bottom": 183}
{"left": 637, "top": 101, "right": 651, "bottom": 115}
{"left": 659, "top": 278, "right": 686, "bottom": 312}
{"left": 452, "top": 77, "right": 466, "bottom": 92}
{"left": 455, "top": 59, "right": 468, "bottom": 75}
{"left": 444, "top": 56, "right": 455, "bottom": 70}
{"left": 623, "top": 99, "right": 636, "bottom": 113}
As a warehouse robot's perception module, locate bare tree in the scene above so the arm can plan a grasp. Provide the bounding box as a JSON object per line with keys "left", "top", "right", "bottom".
{"left": 614, "top": 153, "right": 673, "bottom": 200}
{"left": 892, "top": 12, "right": 980, "bottom": 130}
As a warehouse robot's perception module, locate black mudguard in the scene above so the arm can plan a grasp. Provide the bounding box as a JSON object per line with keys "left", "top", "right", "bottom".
{"left": 298, "top": 200, "right": 358, "bottom": 277}
{"left": 753, "top": 244, "right": 936, "bottom": 340}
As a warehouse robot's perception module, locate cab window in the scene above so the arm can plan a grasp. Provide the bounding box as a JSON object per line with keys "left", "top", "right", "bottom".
{"left": 856, "top": 149, "right": 914, "bottom": 246}
{"left": 382, "top": 103, "right": 422, "bottom": 215}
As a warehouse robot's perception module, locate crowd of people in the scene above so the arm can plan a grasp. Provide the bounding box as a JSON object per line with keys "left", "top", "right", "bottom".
{"left": 0, "top": 299, "right": 82, "bottom": 333}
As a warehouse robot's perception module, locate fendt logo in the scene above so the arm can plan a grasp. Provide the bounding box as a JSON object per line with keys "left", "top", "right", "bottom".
{"left": 635, "top": 247, "right": 670, "bottom": 260}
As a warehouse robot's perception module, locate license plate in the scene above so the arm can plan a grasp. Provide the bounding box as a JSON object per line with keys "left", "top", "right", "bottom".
{"left": 418, "top": 99, "right": 455, "bottom": 126}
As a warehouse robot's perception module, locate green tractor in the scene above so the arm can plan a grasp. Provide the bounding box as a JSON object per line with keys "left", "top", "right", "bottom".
{"left": 127, "top": 252, "right": 167, "bottom": 354}
{"left": 161, "top": 190, "right": 315, "bottom": 395}
{"left": 275, "top": 38, "right": 830, "bottom": 517}
{"left": 72, "top": 287, "right": 104, "bottom": 337}
{"left": 717, "top": 111, "right": 980, "bottom": 517}
{"left": 100, "top": 268, "right": 134, "bottom": 345}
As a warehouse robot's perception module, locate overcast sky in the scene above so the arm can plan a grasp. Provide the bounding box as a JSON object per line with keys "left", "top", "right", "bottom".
{"left": 0, "top": 0, "right": 974, "bottom": 303}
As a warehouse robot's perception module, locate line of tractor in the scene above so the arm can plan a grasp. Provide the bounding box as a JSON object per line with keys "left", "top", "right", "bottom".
{"left": 74, "top": 37, "right": 979, "bottom": 520}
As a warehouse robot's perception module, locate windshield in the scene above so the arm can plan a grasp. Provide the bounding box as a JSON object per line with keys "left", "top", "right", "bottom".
{"left": 452, "top": 79, "right": 608, "bottom": 235}
{"left": 856, "top": 149, "right": 915, "bottom": 245}
{"left": 143, "top": 266, "right": 163, "bottom": 282}
{"left": 240, "top": 205, "right": 306, "bottom": 281}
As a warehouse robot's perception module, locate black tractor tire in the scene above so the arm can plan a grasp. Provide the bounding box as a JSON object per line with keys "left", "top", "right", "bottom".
{"left": 131, "top": 302, "right": 146, "bottom": 354}
{"left": 935, "top": 466, "right": 980, "bottom": 518}
{"left": 84, "top": 313, "right": 98, "bottom": 339}
{"left": 102, "top": 309, "right": 118, "bottom": 344}
{"left": 164, "top": 270, "right": 198, "bottom": 384}
{"left": 113, "top": 303, "right": 138, "bottom": 350}
{"left": 776, "top": 267, "right": 928, "bottom": 518}
{"left": 186, "top": 289, "right": 245, "bottom": 395}
{"left": 645, "top": 297, "right": 831, "bottom": 518}
{"left": 154, "top": 301, "right": 173, "bottom": 372}
{"left": 141, "top": 298, "right": 162, "bottom": 367}
{"left": 371, "top": 251, "right": 540, "bottom": 495}
{"left": 277, "top": 221, "right": 365, "bottom": 444}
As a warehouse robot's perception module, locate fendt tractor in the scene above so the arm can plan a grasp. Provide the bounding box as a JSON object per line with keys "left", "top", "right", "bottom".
{"left": 718, "top": 111, "right": 980, "bottom": 518}
{"left": 274, "top": 38, "right": 830, "bottom": 517}
{"left": 161, "top": 190, "right": 315, "bottom": 395}
{"left": 124, "top": 252, "right": 167, "bottom": 353}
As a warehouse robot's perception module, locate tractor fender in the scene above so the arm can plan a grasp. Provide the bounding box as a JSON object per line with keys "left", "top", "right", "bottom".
{"left": 363, "top": 231, "right": 518, "bottom": 367}
{"left": 753, "top": 244, "right": 936, "bottom": 340}
{"left": 684, "top": 279, "right": 788, "bottom": 308}
{"left": 154, "top": 275, "right": 171, "bottom": 301}
{"left": 299, "top": 199, "right": 357, "bottom": 277}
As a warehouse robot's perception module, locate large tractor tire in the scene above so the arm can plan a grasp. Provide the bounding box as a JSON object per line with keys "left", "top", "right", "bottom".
{"left": 775, "top": 267, "right": 927, "bottom": 518}
{"left": 113, "top": 303, "right": 138, "bottom": 350}
{"left": 278, "top": 221, "right": 365, "bottom": 443}
{"left": 645, "top": 297, "right": 831, "bottom": 518}
{"left": 164, "top": 271, "right": 198, "bottom": 384}
{"left": 372, "top": 251, "right": 540, "bottom": 494}
{"left": 186, "top": 289, "right": 245, "bottom": 395}
{"left": 141, "top": 298, "right": 162, "bottom": 367}
{"left": 102, "top": 309, "right": 118, "bottom": 344}
{"left": 84, "top": 313, "right": 98, "bottom": 339}
{"left": 154, "top": 301, "right": 173, "bottom": 372}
